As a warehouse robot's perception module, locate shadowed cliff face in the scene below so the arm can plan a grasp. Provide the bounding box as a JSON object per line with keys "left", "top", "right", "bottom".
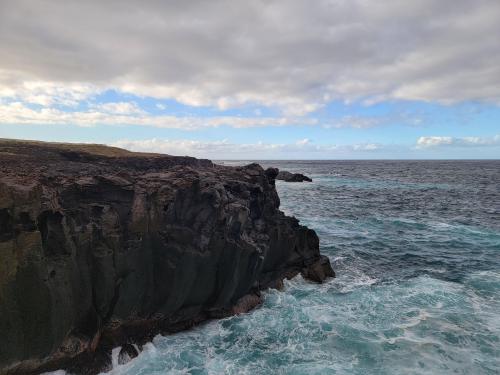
{"left": 0, "top": 140, "right": 334, "bottom": 375}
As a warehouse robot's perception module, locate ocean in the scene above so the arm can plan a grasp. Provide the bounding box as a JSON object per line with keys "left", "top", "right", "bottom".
{"left": 104, "top": 160, "right": 500, "bottom": 374}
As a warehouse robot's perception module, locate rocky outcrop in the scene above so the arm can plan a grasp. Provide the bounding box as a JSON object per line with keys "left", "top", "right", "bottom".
{"left": 276, "top": 170, "right": 312, "bottom": 182}
{"left": 0, "top": 139, "right": 333, "bottom": 375}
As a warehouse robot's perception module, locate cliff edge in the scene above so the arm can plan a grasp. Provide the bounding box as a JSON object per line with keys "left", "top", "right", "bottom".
{"left": 0, "top": 139, "right": 334, "bottom": 374}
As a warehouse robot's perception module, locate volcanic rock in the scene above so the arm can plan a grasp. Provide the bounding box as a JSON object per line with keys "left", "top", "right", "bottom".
{"left": 0, "top": 139, "right": 333, "bottom": 374}
{"left": 117, "top": 344, "right": 139, "bottom": 365}
{"left": 276, "top": 170, "right": 312, "bottom": 182}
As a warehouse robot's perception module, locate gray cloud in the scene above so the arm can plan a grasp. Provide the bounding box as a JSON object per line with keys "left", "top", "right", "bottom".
{"left": 1, "top": 0, "right": 500, "bottom": 112}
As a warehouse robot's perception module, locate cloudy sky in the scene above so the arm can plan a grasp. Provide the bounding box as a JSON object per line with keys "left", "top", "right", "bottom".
{"left": 0, "top": 0, "right": 499, "bottom": 159}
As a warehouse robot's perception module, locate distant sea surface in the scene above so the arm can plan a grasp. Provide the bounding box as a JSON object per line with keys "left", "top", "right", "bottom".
{"left": 106, "top": 160, "right": 500, "bottom": 375}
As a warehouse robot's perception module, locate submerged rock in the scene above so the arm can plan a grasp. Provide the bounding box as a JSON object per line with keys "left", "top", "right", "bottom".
{"left": 0, "top": 139, "right": 333, "bottom": 375}
{"left": 276, "top": 170, "right": 312, "bottom": 182}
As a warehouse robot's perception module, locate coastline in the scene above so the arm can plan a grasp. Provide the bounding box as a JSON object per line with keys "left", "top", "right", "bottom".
{"left": 0, "top": 140, "right": 334, "bottom": 375}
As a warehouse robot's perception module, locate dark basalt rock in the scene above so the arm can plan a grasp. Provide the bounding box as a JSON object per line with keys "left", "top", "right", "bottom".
{"left": 0, "top": 139, "right": 334, "bottom": 375}
{"left": 117, "top": 344, "right": 139, "bottom": 365}
{"left": 276, "top": 170, "right": 312, "bottom": 182}
{"left": 301, "top": 255, "right": 336, "bottom": 283}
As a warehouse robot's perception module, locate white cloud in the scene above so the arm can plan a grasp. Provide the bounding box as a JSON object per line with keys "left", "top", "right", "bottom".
{"left": 110, "top": 138, "right": 382, "bottom": 159}
{"left": 323, "top": 116, "right": 383, "bottom": 129}
{"left": 295, "top": 138, "right": 310, "bottom": 146}
{"left": 92, "top": 102, "right": 144, "bottom": 115}
{"left": 416, "top": 136, "right": 454, "bottom": 148}
{"left": 323, "top": 111, "right": 428, "bottom": 129}
{"left": 352, "top": 143, "right": 380, "bottom": 151}
{"left": 0, "top": 101, "right": 316, "bottom": 129}
{"left": 416, "top": 135, "right": 500, "bottom": 148}
{"left": 0, "top": 72, "right": 98, "bottom": 106}
{"left": 0, "top": 0, "right": 499, "bottom": 113}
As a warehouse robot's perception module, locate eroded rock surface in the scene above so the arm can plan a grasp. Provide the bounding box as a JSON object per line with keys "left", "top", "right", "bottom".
{"left": 0, "top": 140, "right": 333, "bottom": 374}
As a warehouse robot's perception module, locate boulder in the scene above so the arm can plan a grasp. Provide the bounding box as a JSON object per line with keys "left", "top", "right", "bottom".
{"left": 276, "top": 170, "right": 312, "bottom": 182}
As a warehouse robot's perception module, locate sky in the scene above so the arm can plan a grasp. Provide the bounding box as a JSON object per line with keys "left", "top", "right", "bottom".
{"left": 0, "top": 0, "right": 499, "bottom": 159}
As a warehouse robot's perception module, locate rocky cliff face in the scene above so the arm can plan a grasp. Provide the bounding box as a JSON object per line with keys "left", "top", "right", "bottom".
{"left": 0, "top": 140, "right": 334, "bottom": 375}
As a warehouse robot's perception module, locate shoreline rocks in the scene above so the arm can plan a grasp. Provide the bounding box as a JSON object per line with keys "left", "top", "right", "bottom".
{"left": 0, "top": 140, "right": 333, "bottom": 375}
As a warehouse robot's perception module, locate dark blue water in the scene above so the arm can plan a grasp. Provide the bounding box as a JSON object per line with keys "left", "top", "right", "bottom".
{"left": 97, "top": 160, "right": 500, "bottom": 375}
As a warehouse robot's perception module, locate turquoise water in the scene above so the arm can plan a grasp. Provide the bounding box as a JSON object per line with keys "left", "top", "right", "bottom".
{"left": 104, "top": 161, "right": 500, "bottom": 375}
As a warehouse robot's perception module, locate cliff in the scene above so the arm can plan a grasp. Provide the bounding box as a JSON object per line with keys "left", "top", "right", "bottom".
{"left": 0, "top": 139, "right": 334, "bottom": 374}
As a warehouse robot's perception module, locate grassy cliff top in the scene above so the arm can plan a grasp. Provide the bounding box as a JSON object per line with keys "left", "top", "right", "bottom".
{"left": 0, "top": 138, "right": 160, "bottom": 158}
{"left": 0, "top": 139, "right": 213, "bottom": 177}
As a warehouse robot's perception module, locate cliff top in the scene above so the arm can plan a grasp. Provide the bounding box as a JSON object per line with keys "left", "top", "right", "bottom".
{"left": 0, "top": 138, "right": 146, "bottom": 158}
{"left": 0, "top": 139, "right": 214, "bottom": 180}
